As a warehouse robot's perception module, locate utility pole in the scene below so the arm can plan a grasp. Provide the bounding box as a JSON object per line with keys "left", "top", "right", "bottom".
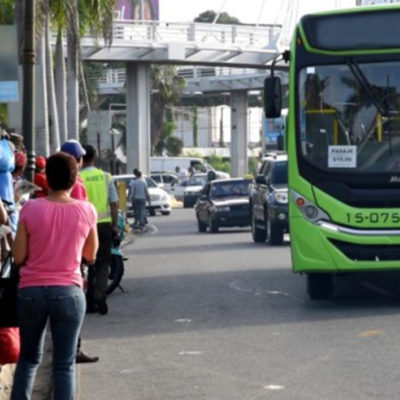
{"left": 22, "top": 0, "right": 36, "bottom": 182}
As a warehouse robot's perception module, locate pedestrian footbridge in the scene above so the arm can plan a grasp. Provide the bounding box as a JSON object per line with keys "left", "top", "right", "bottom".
{"left": 81, "top": 20, "right": 284, "bottom": 177}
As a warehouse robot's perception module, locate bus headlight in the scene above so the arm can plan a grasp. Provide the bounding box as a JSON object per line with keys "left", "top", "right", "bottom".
{"left": 291, "top": 190, "right": 330, "bottom": 223}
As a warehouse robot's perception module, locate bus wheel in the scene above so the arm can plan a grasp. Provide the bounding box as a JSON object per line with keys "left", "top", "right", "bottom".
{"left": 306, "top": 273, "right": 334, "bottom": 300}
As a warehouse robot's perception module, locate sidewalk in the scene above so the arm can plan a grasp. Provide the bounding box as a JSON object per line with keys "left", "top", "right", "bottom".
{"left": 0, "top": 334, "right": 53, "bottom": 400}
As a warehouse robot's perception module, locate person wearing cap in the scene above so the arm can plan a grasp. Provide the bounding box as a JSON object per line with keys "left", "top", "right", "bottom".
{"left": 33, "top": 156, "right": 48, "bottom": 198}
{"left": 60, "top": 140, "right": 99, "bottom": 363}
{"left": 60, "top": 140, "right": 88, "bottom": 201}
{"left": 80, "top": 145, "right": 118, "bottom": 315}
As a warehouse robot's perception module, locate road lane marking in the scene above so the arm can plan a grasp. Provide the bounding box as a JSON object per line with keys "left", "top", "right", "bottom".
{"left": 358, "top": 330, "right": 383, "bottom": 338}
{"left": 178, "top": 351, "right": 202, "bottom": 356}
{"left": 264, "top": 384, "right": 285, "bottom": 390}
{"left": 175, "top": 319, "right": 192, "bottom": 323}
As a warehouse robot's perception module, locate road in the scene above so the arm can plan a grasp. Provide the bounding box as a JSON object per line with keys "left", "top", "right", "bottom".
{"left": 79, "top": 209, "right": 400, "bottom": 400}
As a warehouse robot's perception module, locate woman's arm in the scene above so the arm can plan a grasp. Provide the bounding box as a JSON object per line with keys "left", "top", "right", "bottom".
{"left": 0, "top": 200, "right": 8, "bottom": 225}
{"left": 12, "top": 221, "right": 28, "bottom": 266}
{"left": 82, "top": 227, "right": 99, "bottom": 265}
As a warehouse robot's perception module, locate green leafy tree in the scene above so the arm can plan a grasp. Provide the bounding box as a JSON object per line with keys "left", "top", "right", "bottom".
{"left": 155, "top": 107, "right": 176, "bottom": 155}
{"left": 206, "top": 155, "right": 231, "bottom": 173}
{"left": 151, "top": 66, "right": 185, "bottom": 152}
{"left": 192, "top": 106, "right": 198, "bottom": 147}
{"left": 194, "top": 10, "right": 241, "bottom": 24}
{"left": 0, "top": 0, "right": 13, "bottom": 24}
{"left": 165, "top": 136, "right": 183, "bottom": 157}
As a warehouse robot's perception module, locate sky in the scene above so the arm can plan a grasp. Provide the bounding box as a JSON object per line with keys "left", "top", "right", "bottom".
{"left": 159, "top": 0, "right": 357, "bottom": 24}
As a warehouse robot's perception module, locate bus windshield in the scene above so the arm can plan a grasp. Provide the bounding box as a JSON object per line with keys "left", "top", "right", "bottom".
{"left": 298, "top": 61, "right": 400, "bottom": 174}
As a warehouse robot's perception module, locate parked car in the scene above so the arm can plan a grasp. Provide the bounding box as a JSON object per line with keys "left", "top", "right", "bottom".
{"left": 150, "top": 171, "right": 178, "bottom": 194}
{"left": 195, "top": 178, "right": 252, "bottom": 233}
{"left": 183, "top": 173, "right": 208, "bottom": 208}
{"left": 250, "top": 154, "right": 288, "bottom": 245}
{"left": 112, "top": 174, "right": 172, "bottom": 216}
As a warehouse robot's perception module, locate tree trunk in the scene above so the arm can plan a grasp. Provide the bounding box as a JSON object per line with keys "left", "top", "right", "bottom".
{"left": 36, "top": 32, "right": 50, "bottom": 157}
{"left": 67, "top": 0, "right": 80, "bottom": 140}
{"left": 45, "top": 15, "right": 60, "bottom": 153}
{"left": 55, "top": 30, "right": 68, "bottom": 144}
{"left": 150, "top": 93, "right": 165, "bottom": 152}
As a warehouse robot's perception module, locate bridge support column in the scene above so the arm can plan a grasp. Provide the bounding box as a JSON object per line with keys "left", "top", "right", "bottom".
{"left": 230, "top": 90, "right": 248, "bottom": 177}
{"left": 126, "top": 62, "right": 151, "bottom": 175}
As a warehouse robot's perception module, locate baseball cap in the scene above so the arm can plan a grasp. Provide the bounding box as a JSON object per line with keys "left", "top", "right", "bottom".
{"left": 35, "top": 156, "right": 46, "bottom": 169}
{"left": 60, "top": 140, "right": 86, "bottom": 160}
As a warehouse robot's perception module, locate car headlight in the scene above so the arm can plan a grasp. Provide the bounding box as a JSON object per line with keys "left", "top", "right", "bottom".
{"left": 273, "top": 191, "right": 288, "bottom": 204}
{"left": 215, "top": 206, "right": 230, "bottom": 212}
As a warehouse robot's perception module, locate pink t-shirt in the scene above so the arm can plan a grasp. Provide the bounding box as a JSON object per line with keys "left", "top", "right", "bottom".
{"left": 18, "top": 198, "right": 97, "bottom": 289}
{"left": 70, "top": 177, "right": 87, "bottom": 201}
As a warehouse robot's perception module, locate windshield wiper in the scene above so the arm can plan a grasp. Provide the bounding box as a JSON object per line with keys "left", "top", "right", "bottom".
{"left": 346, "top": 58, "right": 393, "bottom": 154}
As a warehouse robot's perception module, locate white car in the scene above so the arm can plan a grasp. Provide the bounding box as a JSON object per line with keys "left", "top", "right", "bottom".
{"left": 112, "top": 174, "right": 172, "bottom": 216}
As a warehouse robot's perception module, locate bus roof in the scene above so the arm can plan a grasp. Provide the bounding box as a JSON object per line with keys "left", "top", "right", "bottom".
{"left": 298, "top": 5, "right": 400, "bottom": 56}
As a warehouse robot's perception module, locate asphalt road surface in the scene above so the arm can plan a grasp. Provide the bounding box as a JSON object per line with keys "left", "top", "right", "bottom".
{"left": 79, "top": 209, "right": 400, "bottom": 400}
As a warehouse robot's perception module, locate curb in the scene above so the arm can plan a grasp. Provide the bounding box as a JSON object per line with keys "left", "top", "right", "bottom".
{"left": 0, "top": 365, "right": 15, "bottom": 400}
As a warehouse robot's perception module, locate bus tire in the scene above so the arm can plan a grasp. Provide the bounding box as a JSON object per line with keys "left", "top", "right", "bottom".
{"left": 251, "top": 212, "right": 266, "bottom": 242}
{"left": 267, "top": 218, "right": 284, "bottom": 245}
{"left": 306, "top": 273, "right": 334, "bottom": 300}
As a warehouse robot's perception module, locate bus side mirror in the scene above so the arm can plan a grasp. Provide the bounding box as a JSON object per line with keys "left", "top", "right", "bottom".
{"left": 264, "top": 76, "right": 282, "bottom": 118}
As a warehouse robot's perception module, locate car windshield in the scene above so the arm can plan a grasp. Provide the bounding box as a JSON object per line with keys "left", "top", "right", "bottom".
{"left": 187, "top": 175, "right": 207, "bottom": 186}
{"left": 299, "top": 61, "right": 400, "bottom": 174}
{"left": 210, "top": 180, "right": 250, "bottom": 198}
{"left": 271, "top": 162, "right": 287, "bottom": 185}
{"left": 145, "top": 177, "right": 157, "bottom": 188}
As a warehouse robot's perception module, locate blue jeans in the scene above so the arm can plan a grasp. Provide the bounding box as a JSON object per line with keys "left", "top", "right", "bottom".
{"left": 134, "top": 199, "right": 146, "bottom": 226}
{"left": 11, "top": 286, "right": 86, "bottom": 400}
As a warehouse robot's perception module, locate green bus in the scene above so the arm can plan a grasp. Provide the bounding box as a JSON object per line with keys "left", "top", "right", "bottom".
{"left": 265, "top": 5, "right": 400, "bottom": 299}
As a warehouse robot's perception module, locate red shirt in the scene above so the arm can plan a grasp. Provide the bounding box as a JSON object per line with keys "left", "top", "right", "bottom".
{"left": 33, "top": 173, "right": 48, "bottom": 198}
{"left": 70, "top": 176, "right": 87, "bottom": 201}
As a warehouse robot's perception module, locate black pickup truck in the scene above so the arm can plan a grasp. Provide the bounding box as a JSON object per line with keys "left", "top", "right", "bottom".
{"left": 250, "top": 154, "right": 288, "bottom": 245}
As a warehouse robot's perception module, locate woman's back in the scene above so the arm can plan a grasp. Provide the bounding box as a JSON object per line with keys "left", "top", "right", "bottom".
{"left": 18, "top": 198, "right": 96, "bottom": 289}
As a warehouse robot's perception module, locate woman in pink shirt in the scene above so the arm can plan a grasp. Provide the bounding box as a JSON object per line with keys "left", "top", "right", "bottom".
{"left": 11, "top": 153, "right": 98, "bottom": 400}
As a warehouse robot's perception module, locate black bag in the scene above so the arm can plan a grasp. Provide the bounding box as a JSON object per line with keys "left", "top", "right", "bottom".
{"left": 0, "top": 253, "right": 18, "bottom": 327}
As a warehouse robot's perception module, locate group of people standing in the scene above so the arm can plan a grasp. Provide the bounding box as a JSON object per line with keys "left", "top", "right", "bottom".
{"left": 2, "top": 138, "right": 119, "bottom": 400}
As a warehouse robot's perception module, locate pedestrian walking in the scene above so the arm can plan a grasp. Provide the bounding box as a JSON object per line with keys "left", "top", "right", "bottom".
{"left": 80, "top": 145, "right": 119, "bottom": 315}
{"left": 60, "top": 140, "right": 99, "bottom": 363}
{"left": 10, "top": 152, "right": 98, "bottom": 400}
{"left": 129, "top": 170, "right": 150, "bottom": 230}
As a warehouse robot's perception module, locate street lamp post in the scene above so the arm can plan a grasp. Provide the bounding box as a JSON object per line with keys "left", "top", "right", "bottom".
{"left": 22, "top": 0, "right": 36, "bottom": 182}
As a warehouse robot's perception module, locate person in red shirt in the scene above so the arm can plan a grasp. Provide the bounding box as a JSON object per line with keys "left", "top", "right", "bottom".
{"left": 33, "top": 156, "right": 48, "bottom": 198}
{"left": 60, "top": 141, "right": 87, "bottom": 201}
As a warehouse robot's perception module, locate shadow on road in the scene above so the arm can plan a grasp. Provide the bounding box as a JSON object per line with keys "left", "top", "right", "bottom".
{"left": 85, "top": 268, "right": 400, "bottom": 341}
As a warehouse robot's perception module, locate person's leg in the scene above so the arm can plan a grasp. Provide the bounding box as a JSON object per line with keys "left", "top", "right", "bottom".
{"left": 11, "top": 287, "right": 48, "bottom": 400}
{"left": 134, "top": 199, "right": 140, "bottom": 226}
{"left": 48, "top": 286, "right": 86, "bottom": 400}
{"left": 138, "top": 199, "right": 146, "bottom": 226}
{"left": 93, "top": 223, "right": 112, "bottom": 314}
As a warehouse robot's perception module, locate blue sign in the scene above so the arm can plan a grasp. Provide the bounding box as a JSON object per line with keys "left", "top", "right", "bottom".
{"left": 265, "top": 116, "right": 285, "bottom": 144}
{"left": 0, "top": 81, "right": 19, "bottom": 103}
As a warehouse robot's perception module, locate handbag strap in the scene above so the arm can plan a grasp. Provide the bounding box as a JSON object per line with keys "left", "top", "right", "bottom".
{"left": 0, "top": 252, "right": 12, "bottom": 278}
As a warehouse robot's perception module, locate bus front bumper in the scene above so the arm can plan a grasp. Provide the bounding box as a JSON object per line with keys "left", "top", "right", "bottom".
{"left": 291, "top": 217, "right": 400, "bottom": 273}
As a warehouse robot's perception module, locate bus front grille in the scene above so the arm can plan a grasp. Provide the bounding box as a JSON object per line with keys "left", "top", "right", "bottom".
{"left": 329, "top": 239, "right": 400, "bottom": 261}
